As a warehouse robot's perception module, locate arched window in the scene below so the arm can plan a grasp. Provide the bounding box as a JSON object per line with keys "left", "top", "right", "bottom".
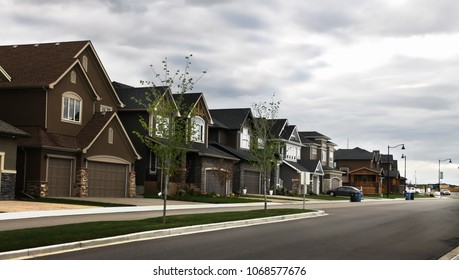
{"left": 191, "top": 116, "right": 205, "bottom": 143}
{"left": 62, "top": 92, "right": 82, "bottom": 124}
{"left": 108, "top": 127, "right": 114, "bottom": 144}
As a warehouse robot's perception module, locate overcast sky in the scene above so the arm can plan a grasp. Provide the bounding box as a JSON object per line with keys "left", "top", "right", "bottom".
{"left": 2, "top": 0, "right": 459, "bottom": 185}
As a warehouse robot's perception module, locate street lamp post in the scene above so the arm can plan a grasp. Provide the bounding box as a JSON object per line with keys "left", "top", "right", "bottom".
{"left": 401, "top": 154, "right": 407, "bottom": 186}
{"left": 438, "top": 158, "right": 452, "bottom": 191}
{"left": 387, "top": 144, "right": 405, "bottom": 198}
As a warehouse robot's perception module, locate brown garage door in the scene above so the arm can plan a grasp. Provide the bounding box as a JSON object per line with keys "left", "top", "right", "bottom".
{"left": 243, "top": 170, "right": 260, "bottom": 194}
{"left": 88, "top": 161, "right": 128, "bottom": 197}
{"left": 48, "top": 158, "right": 73, "bottom": 197}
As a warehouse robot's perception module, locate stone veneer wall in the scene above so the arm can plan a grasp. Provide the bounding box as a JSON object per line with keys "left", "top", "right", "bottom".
{"left": 25, "top": 181, "right": 48, "bottom": 197}
{"left": 0, "top": 173, "right": 16, "bottom": 200}
{"left": 74, "top": 168, "right": 89, "bottom": 197}
{"left": 128, "top": 171, "right": 136, "bottom": 197}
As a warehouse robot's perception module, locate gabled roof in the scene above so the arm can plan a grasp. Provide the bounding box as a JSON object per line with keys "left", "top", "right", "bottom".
{"left": 270, "top": 119, "right": 288, "bottom": 138}
{"left": 173, "top": 93, "right": 213, "bottom": 124}
{"left": 209, "top": 108, "right": 252, "bottom": 130}
{"left": 335, "top": 147, "right": 373, "bottom": 160}
{"left": 350, "top": 166, "right": 383, "bottom": 175}
{"left": 0, "top": 41, "right": 124, "bottom": 107}
{"left": 299, "top": 131, "right": 330, "bottom": 140}
{"left": 298, "top": 159, "right": 324, "bottom": 174}
{"left": 77, "top": 111, "right": 141, "bottom": 159}
{"left": 0, "top": 120, "right": 29, "bottom": 137}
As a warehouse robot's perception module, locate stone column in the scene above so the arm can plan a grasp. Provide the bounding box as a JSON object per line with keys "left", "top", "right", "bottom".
{"left": 128, "top": 171, "right": 136, "bottom": 198}
{"left": 74, "top": 168, "right": 89, "bottom": 197}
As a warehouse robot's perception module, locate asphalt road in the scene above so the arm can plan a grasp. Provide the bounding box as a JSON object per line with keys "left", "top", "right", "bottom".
{"left": 35, "top": 198, "right": 459, "bottom": 260}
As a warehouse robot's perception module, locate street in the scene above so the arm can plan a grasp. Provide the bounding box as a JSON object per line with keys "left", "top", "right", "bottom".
{"left": 34, "top": 198, "right": 459, "bottom": 260}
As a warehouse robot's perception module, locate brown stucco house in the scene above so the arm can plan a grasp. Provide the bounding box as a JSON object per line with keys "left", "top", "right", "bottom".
{"left": 0, "top": 41, "right": 140, "bottom": 198}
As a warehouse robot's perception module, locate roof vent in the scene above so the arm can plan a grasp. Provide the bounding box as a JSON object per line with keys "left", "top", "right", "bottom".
{"left": 34, "top": 44, "right": 39, "bottom": 48}
{"left": 12, "top": 45, "right": 17, "bottom": 49}
{"left": 55, "top": 42, "right": 60, "bottom": 46}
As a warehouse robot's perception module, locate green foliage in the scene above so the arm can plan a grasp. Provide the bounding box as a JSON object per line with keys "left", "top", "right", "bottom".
{"left": 250, "top": 94, "right": 282, "bottom": 209}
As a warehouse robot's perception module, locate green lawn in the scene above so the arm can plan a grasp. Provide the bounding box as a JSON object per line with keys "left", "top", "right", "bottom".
{"left": 0, "top": 209, "right": 311, "bottom": 253}
{"left": 144, "top": 193, "right": 266, "bottom": 203}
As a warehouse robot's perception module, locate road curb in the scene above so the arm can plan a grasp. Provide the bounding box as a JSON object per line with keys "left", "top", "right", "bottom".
{"left": 439, "top": 246, "right": 459, "bottom": 260}
{"left": 0, "top": 210, "right": 326, "bottom": 260}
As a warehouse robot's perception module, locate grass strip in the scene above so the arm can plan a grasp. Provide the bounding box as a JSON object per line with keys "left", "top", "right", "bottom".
{"left": 144, "top": 193, "right": 266, "bottom": 204}
{"left": 0, "top": 208, "right": 312, "bottom": 253}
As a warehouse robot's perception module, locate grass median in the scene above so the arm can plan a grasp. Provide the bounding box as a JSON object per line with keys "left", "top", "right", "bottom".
{"left": 0, "top": 208, "right": 313, "bottom": 253}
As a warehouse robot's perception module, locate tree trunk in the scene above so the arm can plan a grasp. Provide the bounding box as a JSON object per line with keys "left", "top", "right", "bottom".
{"left": 162, "top": 164, "right": 170, "bottom": 224}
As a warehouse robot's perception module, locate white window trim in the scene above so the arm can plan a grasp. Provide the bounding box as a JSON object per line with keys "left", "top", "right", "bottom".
{"left": 62, "top": 92, "right": 82, "bottom": 124}
{"left": 240, "top": 127, "right": 250, "bottom": 149}
{"left": 191, "top": 116, "right": 205, "bottom": 143}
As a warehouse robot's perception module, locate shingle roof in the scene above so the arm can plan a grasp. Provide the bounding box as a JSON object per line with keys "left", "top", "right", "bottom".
{"left": 335, "top": 147, "right": 373, "bottom": 160}
{"left": 113, "top": 81, "right": 169, "bottom": 111}
{"left": 209, "top": 108, "right": 252, "bottom": 130}
{"left": 77, "top": 111, "right": 116, "bottom": 150}
{"left": 0, "top": 41, "right": 89, "bottom": 88}
{"left": 0, "top": 120, "right": 30, "bottom": 137}
{"left": 210, "top": 141, "right": 255, "bottom": 162}
{"left": 190, "top": 142, "right": 239, "bottom": 161}
{"left": 270, "top": 119, "right": 288, "bottom": 138}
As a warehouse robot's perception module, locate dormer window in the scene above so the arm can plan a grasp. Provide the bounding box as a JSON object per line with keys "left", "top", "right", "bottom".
{"left": 191, "top": 116, "right": 205, "bottom": 143}
{"left": 62, "top": 92, "right": 82, "bottom": 124}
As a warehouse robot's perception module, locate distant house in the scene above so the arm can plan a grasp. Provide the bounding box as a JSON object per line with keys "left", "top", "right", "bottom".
{"left": 299, "top": 131, "right": 342, "bottom": 193}
{"left": 334, "top": 147, "right": 385, "bottom": 195}
{"left": 115, "top": 82, "right": 238, "bottom": 196}
{"left": 269, "top": 119, "right": 314, "bottom": 193}
{"left": 209, "top": 108, "right": 261, "bottom": 194}
{"left": 0, "top": 120, "right": 29, "bottom": 199}
{"left": 0, "top": 41, "right": 140, "bottom": 198}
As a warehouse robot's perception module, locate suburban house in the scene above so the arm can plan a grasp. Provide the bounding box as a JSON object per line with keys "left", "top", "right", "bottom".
{"left": 0, "top": 41, "right": 140, "bottom": 198}
{"left": 209, "top": 108, "right": 261, "bottom": 194}
{"left": 334, "top": 147, "right": 387, "bottom": 195}
{"left": 269, "top": 119, "right": 314, "bottom": 193}
{"left": 299, "top": 131, "right": 342, "bottom": 193}
{"left": 381, "top": 154, "right": 402, "bottom": 194}
{"left": 0, "top": 120, "right": 29, "bottom": 199}
{"left": 115, "top": 82, "right": 238, "bottom": 196}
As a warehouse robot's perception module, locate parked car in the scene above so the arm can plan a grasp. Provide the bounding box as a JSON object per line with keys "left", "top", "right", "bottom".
{"left": 440, "top": 189, "right": 451, "bottom": 196}
{"left": 327, "top": 186, "right": 361, "bottom": 197}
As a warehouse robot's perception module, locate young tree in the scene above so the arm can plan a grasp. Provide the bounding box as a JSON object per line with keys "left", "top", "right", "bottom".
{"left": 250, "top": 94, "right": 282, "bottom": 211}
{"left": 133, "top": 55, "right": 206, "bottom": 223}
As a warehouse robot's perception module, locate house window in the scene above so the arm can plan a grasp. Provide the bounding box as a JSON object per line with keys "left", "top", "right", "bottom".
{"left": 82, "top": 55, "right": 88, "bottom": 72}
{"left": 149, "top": 152, "right": 157, "bottom": 174}
{"left": 322, "top": 150, "right": 327, "bottom": 162}
{"left": 191, "top": 116, "right": 205, "bottom": 143}
{"left": 70, "top": 71, "right": 77, "bottom": 84}
{"left": 108, "top": 128, "right": 114, "bottom": 144}
{"left": 100, "top": 105, "right": 113, "bottom": 112}
{"left": 62, "top": 92, "right": 82, "bottom": 123}
{"left": 240, "top": 127, "right": 250, "bottom": 149}
{"left": 155, "top": 115, "right": 170, "bottom": 138}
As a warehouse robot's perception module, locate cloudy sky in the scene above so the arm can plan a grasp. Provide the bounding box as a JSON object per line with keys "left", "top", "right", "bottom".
{"left": 2, "top": 0, "right": 459, "bottom": 185}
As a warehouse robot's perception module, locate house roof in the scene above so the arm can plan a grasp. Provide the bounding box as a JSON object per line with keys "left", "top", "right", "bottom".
{"left": 299, "top": 131, "right": 330, "bottom": 140}
{"left": 270, "top": 119, "right": 288, "bottom": 138}
{"left": 297, "top": 159, "right": 324, "bottom": 174}
{"left": 0, "top": 120, "right": 30, "bottom": 137}
{"left": 173, "top": 93, "right": 213, "bottom": 124}
{"left": 190, "top": 142, "right": 239, "bottom": 161}
{"left": 335, "top": 147, "right": 373, "bottom": 160}
{"left": 209, "top": 108, "right": 252, "bottom": 130}
{"left": 0, "top": 41, "right": 90, "bottom": 88}
{"left": 114, "top": 81, "right": 169, "bottom": 111}
{"left": 210, "top": 141, "right": 255, "bottom": 162}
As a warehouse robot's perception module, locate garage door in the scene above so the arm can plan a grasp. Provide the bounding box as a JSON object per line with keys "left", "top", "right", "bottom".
{"left": 88, "top": 161, "right": 128, "bottom": 197}
{"left": 243, "top": 170, "right": 260, "bottom": 194}
{"left": 205, "top": 170, "right": 228, "bottom": 195}
{"left": 48, "top": 158, "right": 73, "bottom": 197}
